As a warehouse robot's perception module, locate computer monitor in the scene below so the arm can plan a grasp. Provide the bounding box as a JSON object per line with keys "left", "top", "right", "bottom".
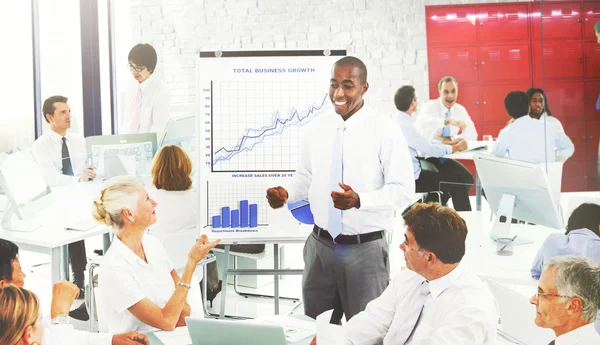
{"left": 0, "top": 149, "right": 55, "bottom": 231}
{"left": 473, "top": 154, "right": 564, "bottom": 244}
{"left": 160, "top": 114, "right": 196, "bottom": 147}
{"left": 85, "top": 133, "right": 158, "bottom": 180}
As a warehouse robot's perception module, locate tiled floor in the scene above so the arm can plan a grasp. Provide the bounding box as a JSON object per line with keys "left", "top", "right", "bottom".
{"left": 17, "top": 196, "right": 488, "bottom": 331}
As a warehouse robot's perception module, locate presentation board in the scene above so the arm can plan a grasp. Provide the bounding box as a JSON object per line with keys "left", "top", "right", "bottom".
{"left": 197, "top": 50, "right": 346, "bottom": 241}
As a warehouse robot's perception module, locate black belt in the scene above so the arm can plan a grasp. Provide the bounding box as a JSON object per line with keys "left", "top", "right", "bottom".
{"left": 312, "top": 225, "right": 384, "bottom": 245}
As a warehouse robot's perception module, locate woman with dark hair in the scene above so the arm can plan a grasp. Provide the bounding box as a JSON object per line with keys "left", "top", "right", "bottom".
{"left": 531, "top": 203, "right": 600, "bottom": 279}
{"left": 525, "top": 87, "right": 574, "bottom": 161}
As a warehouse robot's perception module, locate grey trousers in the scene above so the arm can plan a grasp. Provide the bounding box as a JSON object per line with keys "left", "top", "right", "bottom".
{"left": 302, "top": 232, "right": 389, "bottom": 322}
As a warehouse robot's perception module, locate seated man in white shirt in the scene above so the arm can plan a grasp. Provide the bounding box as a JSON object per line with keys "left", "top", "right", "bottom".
{"left": 336, "top": 203, "right": 498, "bottom": 345}
{"left": 530, "top": 255, "right": 600, "bottom": 343}
{"left": 416, "top": 76, "right": 478, "bottom": 142}
{"left": 493, "top": 91, "right": 574, "bottom": 163}
{"left": 31, "top": 95, "right": 96, "bottom": 302}
{"left": 394, "top": 85, "right": 473, "bottom": 211}
{"left": 0, "top": 238, "right": 148, "bottom": 345}
{"left": 120, "top": 43, "right": 171, "bottom": 138}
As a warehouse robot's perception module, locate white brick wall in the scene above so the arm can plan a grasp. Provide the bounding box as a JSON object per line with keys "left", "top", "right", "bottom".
{"left": 130, "top": 0, "right": 534, "bottom": 115}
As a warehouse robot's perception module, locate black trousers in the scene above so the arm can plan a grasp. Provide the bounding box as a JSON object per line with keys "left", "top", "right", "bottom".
{"left": 68, "top": 240, "right": 87, "bottom": 274}
{"left": 416, "top": 158, "right": 473, "bottom": 211}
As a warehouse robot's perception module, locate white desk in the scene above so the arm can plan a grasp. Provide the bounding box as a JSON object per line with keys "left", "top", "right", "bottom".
{"left": 0, "top": 181, "right": 111, "bottom": 283}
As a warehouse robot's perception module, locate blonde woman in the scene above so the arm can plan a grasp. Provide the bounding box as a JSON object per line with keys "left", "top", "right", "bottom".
{"left": 94, "top": 176, "right": 219, "bottom": 333}
{"left": 0, "top": 285, "right": 44, "bottom": 345}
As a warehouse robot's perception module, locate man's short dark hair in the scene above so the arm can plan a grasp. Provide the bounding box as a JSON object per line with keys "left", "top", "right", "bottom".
{"left": 595, "top": 21, "right": 600, "bottom": 33}
{"left": 403, "top": 203, "right": 467, "bottom": 264}
{"left": 504, "top": 91, "right": 529, "bottom": 119}
{"left": 394, "top": 86, "right": 416, "bottom": 112}
{"left": 566, "top": 203, "right": 600, "bottom": 236}
{"left": 333, "top": 56, "right": 367, "bottom": 84}
{"left": 0, "top": 239, "right": 19, "bottom": 281}
{"left": 128, "top": 43, "right": 158, "bottom": 73}
{"left": 42, "top": 95, "right": 68, "bottom": 123}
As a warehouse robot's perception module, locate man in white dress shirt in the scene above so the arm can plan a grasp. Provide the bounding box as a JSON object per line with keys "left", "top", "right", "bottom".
{"left": 416, "top": 76, "right": 478, "bottom": 142}
{"left": 530, "top": 256, "right": 600, "bottom": 344}
{"left": 339, "top": 203, "right": 498, "bottom": 345}
{"left": 31, "top": 96, "right": 95, "bottom": 300}
{"left": 120, "top": 43, "right": 171, "bottom": 139}
{"left": 266, "top": 56, "right": 415, "bottom": 323}
{"left": 394, "top": 86, "right": 473, "bottom": 211}
{"left": 493, "top": 91, "right": 574, "bottom": 163}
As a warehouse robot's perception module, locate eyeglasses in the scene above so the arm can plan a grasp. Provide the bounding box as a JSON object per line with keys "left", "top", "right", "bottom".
{"left": 533, "top": 292, "right": 574, "bottom": 301}
{"left": 128, "top": 64, "right": 146, "bottom": 73}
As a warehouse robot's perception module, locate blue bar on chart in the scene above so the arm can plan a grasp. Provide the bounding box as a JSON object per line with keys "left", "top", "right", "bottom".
{"left": 212, "top": 215, "right": 221, "bottom": 228}
{"left": 231, "top": 210, "right": 240, "bottom": 228}
{"left": 240, "top": 200, "right": 249, "bottom": 227}
{"left": 249, "top": 204, "right": 258, "bottom": 228}
{"left": 221, "top": 207, "right": 230, "bottom": 228}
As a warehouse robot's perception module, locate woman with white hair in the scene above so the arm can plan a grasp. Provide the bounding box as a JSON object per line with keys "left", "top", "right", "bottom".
{"left": 94, "top": 176, "right": 219, "bottom": 333}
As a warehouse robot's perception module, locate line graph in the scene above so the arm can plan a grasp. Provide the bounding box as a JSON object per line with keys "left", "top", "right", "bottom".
{"left": 210, "top": 80, "right": 331, "bottom": 172}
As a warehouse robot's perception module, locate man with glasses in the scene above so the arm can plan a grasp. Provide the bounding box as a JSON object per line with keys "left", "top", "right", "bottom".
{"left": 530, "top": 255, "right": 600, "bottom": 343}
{"left": 120, "top": 43, "right": 171, "bottom": 138}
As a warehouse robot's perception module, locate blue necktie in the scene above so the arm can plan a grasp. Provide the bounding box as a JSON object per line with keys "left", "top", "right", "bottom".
{"left": 596, "top": 93, "right": 600, "bottom": 111}
{"left": 328, "top": 123, "right": 345, "bottom": 239}
{"left": 441, "top": 109, "right": 452, "bottom": 137}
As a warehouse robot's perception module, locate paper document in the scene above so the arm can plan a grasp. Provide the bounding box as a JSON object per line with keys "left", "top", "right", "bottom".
{"left": 255, "top": 315, "right": 316, "bottom": 343}
{"left": 316, "top": 310, "right": 345, "bottom": 345}
{"left": 153, "top": 327, "right": 191, "bottom": 345}
{"left": 465, "top": 141, "right": 489, "bottom": 152}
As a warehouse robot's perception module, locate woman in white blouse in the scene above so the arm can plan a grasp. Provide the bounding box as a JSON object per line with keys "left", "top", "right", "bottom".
{"left": 93, "top": 176, "right": 219, "bottom": 333}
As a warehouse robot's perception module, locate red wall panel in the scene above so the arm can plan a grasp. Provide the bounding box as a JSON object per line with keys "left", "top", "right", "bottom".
{"left": 562, "top": 159, "right": 590, "bottom": 192}
{"left": 477, "top": 4, "right": 530, "bottom": 41}
{"left": 481, "top": 83, "right": 532, "bottom": 123}
{"left": 479, "top": 44, "right": 531, "bottom": 81}
{"left": 536, "top": 81, "right": 585, "bottom": 120}
{"left": 583, "top": 2, "right": 600, "bottom": 39}
{"left": 533, "top": 41, "right": 584, "bottom": 79}
{"left": 586, "top": 121, "right": 600, "bottom": 160}
{"left": 584, "top": 42, "right": 600, "bottom": 78}
{"left": 426, "top": 6, "right": 478, "bottom": 44}
{"left": 564, "top": 120, "right": 587, "bottom": 159}
{"left": 585, "top": 81, "right": 600, "bottom": 120}
{"left": 429, "top": 46, "right": 479, "bottom": 84}
{"left": 532, "top": 3, "right": 583, "bottom": 39}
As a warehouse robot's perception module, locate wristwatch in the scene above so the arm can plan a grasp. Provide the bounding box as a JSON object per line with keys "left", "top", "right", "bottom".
{"left": 51, "top": 314, "right": 70, "bottom": 325}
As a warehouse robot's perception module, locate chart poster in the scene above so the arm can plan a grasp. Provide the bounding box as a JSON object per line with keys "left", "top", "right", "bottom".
{"left": 197, "top": 50, "right": 346, "bottom": 240}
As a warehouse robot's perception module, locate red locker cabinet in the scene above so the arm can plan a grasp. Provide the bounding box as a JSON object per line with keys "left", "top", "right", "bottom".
{"left": 588, "top": 161, "right": 599, "bottom": 191}
{"left": 426, "top": 6, "right": 477, "bottom": 44}
{"left": 584, "top": 42, "right": 600, "bottom": 78}
{"left": 562, "top": 159, "right": 590, "bottom": 192}
{"left": 428, "top": 46, "right": 478, "bottom": 84}
{"left": 481, "top": 83, "right": 532, "bottom": 124}
{"left": 479, "top": 44, "right": 531, "bottom": 81}
{"left": 477, "top": 4, "right": 530, "bottom": 41}
{"left": 583, "top": 2, "right": 600, "bottom": 39}
{"left": 564, "top": 120, "right": 588, "bottom": 160}
{"left": 533, "top": 41, "right": 584, "bottom": 79}
{"left": 586, "top": 121, "right": 600, "bottom": 160}
{"left": 532, "top": 3, "right": 583, "bottom": 39}
{"left": 585, "top": 81, "right": 600, "bottom": 120}
{"left": 457, "top": 84, "right": 481, "bottom": 124}
{"left": 536, "top": 81, "right": 585, "bottom": 120}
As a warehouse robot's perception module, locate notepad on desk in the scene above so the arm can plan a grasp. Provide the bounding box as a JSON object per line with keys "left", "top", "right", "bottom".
{"left": 465, "top": 141, "right": 489, "bottom": 152}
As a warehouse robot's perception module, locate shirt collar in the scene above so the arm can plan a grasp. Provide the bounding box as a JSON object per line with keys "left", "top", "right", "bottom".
{"left": 140, "top": 73, "right": 155, "bottom": 91}
{"left": 428, "top": 261, "right": 466, "bottom": 299}
{"left": 438, "top": 97, "right": 454, "bottom": 112}
{"left": 556, "top": 323, "right": 597, "bottom": 345}
{"left": 111, "top": 235, "right": 149, "bottom": 267}
{"left": 514, "top": 115, "right": 531, "bottom": 123}
{"left": 47, "top": 129, "right": 70, "bottom": 143}
{"left": 343, "top": 102, "right": 369, "bottom": 132}
{"left": 568, "top": 228, "right": 600, "bottom": 239}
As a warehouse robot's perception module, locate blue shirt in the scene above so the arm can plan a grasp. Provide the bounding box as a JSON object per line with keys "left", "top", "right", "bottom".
{"left": 531, "top": 228, "right": 600, "bottom": 334}
{"left": 394, "top": 111, "right": 452, "bottom": 179}
{"left": 493, "top": 115, "right": 574, "bottom": 163}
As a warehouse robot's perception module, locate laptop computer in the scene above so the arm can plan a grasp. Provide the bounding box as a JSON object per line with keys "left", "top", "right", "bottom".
{"left": 484, "top": 278, "right": 555, "bottom": 345}
{"left": 185, "top": 317, "right": 287, "bottom": 345}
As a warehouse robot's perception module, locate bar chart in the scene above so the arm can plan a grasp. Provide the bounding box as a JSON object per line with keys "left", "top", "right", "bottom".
{"left": 208, "top": 181, "right": 269, "bottom": 228}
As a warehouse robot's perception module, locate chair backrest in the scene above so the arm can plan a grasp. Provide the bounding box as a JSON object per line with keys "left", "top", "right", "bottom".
{"left": 162, "top": 228, "right": 200, "bottom": 271}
